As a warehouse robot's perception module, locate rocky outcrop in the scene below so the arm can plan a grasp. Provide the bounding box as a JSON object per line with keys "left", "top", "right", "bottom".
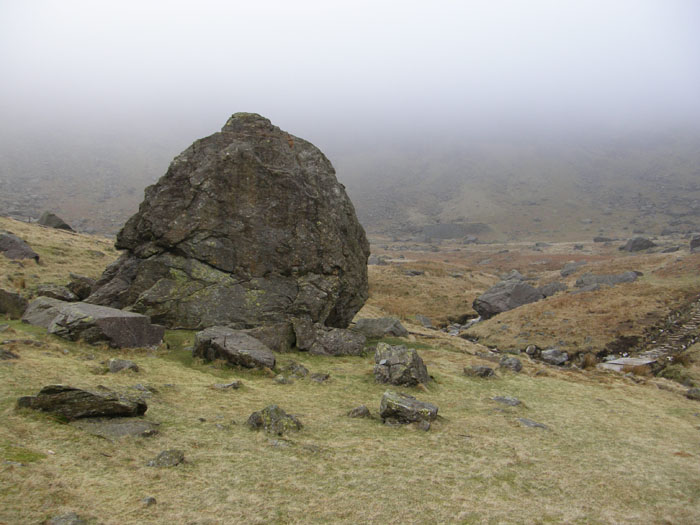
{"left": 374, "top": 342, "right": 429, "bottom": 386}
{"left": 620, "top": 237, "right": 656, "bottom": 252}
{"left": 38, "top": 211, "right": 73, "bottom": 231}
{"left": 352, "top": 317, "right": 408, "bottom": 338}
{"left": 86, "top": 113, "right": 370, "bottom": 331}
{"left": 473, "top": 280, "right": 544, "bottom": 319}
{"left": 17, "top": 385, "right": 147, "bottom": 420}
{"left": 379, "top": 390, "right": 438, "bottom": 424}
{"left": 0, "top": 231, "right": 39, "bottom": 261}
{"left": 193, "top": 326, "right": 275, "bottom": 369}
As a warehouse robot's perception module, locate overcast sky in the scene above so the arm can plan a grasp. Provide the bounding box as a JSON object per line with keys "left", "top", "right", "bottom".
{"left": 1, "top": 0, "right": 699, "bottom": 147}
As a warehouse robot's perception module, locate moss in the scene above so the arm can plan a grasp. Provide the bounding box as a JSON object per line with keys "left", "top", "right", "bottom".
{"left": 0, "top": 442, "right": 47, "bottom": 463}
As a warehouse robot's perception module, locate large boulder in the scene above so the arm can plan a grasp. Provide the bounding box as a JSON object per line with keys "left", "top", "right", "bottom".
{"left": 0, "top": 231, "right": 39, "bottom": 261}
{"left": 0, "top": 289, "right": 28, "bottom": 319}
{"left": 379, "top": 390, "right": 438, "bottom": 424}
{"left": 620, "top": 237, "right": 656, "bottom": 252}
{"left": 473, "top": 280, "right": 544, "bottom": 319}
{"left": 86, "top": 113, "right": 370, "bottom": 331}
{"left": 38, "top": 211, "right": 74, "bottom": 231}
{"left": 352, "top": 317, "right": 408, "bottom": 338}
{"left": 374, "top": 342, "right": 429, "bottom": 386}
{"left": 193, "top": 326, "right": 275, "bottom": 369}
{"left": 17, "top": 385, "right": 147, "bottom": 420}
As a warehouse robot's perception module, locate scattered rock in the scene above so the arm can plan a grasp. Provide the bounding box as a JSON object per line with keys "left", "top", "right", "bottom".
{"left": 0, "top": 231, "right": 39, "bottom": 261}
{"left": 379, "top": 390, "right": 438, "bottom": 425}
{"left": 36, "top": 284, "right": 79, "bottom": 302}
{"left": 374, "top": 342, "right": 429, "bottom": 386}
{"left": 499, "top": 356, "right": 523, "bottom": 373}
{"left": 0, "top": 348, "right": 20, "bottom": 360}
{"left": 404, "top": 269, "right": 425, "bottom": 276}
{"left": 86, "top": 113, "right": 370, "bottom": 331}
{"left": 493, "top": 396, "right": 521, "bottom": 406}
{"left": 538, "top": 281, "right": 567, "bottom": 298}
{"left": 294, "top": 320, "right": 366, "bottom": 356}
{"left": 473, "top": 280, "right": 544, "bottom": 319}
{"left": 574, "top": 271, "right": 638, "bottom": 288}
{"left": 0, "top": 288, "right": 28, "bottom": 319}
{"left": 690, "top": 235, "right": 700, "bottom": 253}
{"left": 38, "top": 211, "right": 74, "bottom": 231}
{"left": 310, "top": 372, "right": 330, "bottom": 383}
{"left": 70, "top": 418, "right": 159, "bottom": 439}
{"left": 147, "top": 449, "right": 185, "bottom": 467}
{"left": 540, "top": 348, "right": 569, "bottom": 366}
{"left": 17, "top": 385, "right": 147, "bottom": 420}
{"left": 352, "top": 317, "right": 408, "bottom": 338}
{"left": 686, "top": 388, "right": 700, "bottom": 401}
{"left": 193, "top": 326, "right": 275, "bottom": 369}
{"left": 142, "top": 497, "right": 157, "bottom": 507}
{"left": 213, "top": 380, "right": 242, "bottom": 390}
{"left": 108, "top": 358, "right": 139, "bottom": 373}
{"left": 66, "top": 274, "right": 96, "bottom": 301}
{"left": 44, "top": 512, "right": 89, "bottom": 525}
{"left": 247, "top": 405, "right": 302, "bottom": 435}
{"left": 620, "top": 237, "right": 656, "bottom": 252}
{"left": 347, "top": 405, "right": 371, "bottom": 418}
{"left": 464, "top": 365, "right": 495, "bottom": 378}
{"left": 274, "top": 374, "right": 293, "bottom": 385}
{"left": 518, "top": 417, "right": 548, "bottom": 429}
{"left": 415, "top": 314, "right": 433, "bottom": 328}
{"left": 593, "top": 236, "right": 613, "bottom": 243}
{"left": 283, "top": 361, "right": 309, "bottom": 378}
{"left": 560, "top": 261, "right": 586, "bottom": 277}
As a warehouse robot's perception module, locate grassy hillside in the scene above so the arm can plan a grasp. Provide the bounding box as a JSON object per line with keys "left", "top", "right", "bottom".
{"left": 2, "top": 221, "right": 700, "bottom": 523}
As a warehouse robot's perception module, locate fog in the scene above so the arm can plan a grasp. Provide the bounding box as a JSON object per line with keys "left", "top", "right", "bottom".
{"left": 1, "top": 0, "right": 699, "bottom": 149}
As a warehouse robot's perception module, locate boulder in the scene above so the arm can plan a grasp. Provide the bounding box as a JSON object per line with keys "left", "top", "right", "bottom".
{"left": 38, "top": 211, "right": 73, "bottom": 231}
{"left": 66, "top": 274, "right": 96, "bottom": 300}
{"left": 560, "top": 261, "right": 586, "bottom": 277}
{"left": 464, "top": 365, "right": 495, "bottom": 378}
{"left": 473, "top": 280, "right": 544, "bottom": 319}
{"left": 247, "top": 405, "right": 302, "bottom": 435}
{"left": 194, "top": 326, "right": 275, "bottom": 369}
{"left": 86, "top": 113, "right": 370, "bottom": 331}
{"left": 379, "top": 390, "right": 438, "bottom": 424}
{"left": 0, "top": 289, "right": 28, "bottom": 319}
{"left": 293, "top": 319, "right": 366, "bottom": 356}
{"left": 538, "top": 281, "right": 567, "bottom": 298}
{"left": 499, "top": 356, "right": 523, "bottom": 373}
{"left": 45, "top": 302, "right": 164, "bottom": 348}
{"left": 620, "top": 237, "right": 656, "bottom": 252}
{"left": 574, "top": 271, "right": 638, "bottom": 288}
{"left": 147, "top": 449, "right": 185, "bottom": 467}
{"left": 691, "top": 235, "right": 700, "bottom": 253}
{"left": 540, "top": 348, "right": 569, "bottom": 366}
{"left": 36, "top": 283, "right": 79, "bottom": 302}
{"left": 374, "top": 342, "right": 429, "bottom": 386}
{"left": 352, "top": 317, "right": 408, "bottom": 338}
{"left": 17, "top": 385, "right": 147, "bottom": 420}
{"left": 0, "top": 231, "right": 39, "bottom": 261}
{"left": 20, "top": 297, "right": 66, "bottom": 328}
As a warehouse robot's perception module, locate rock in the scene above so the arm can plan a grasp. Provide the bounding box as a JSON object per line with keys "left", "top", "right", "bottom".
{"left": 17, "top": 385, "right": 147, "bottom": 420}
{"left": 493, "top": 396, "right": 521, "bottom": 406}
{"left": 36, "top": 284, "right": 79, "bottom": 302}
{"left": 538, "top": 281, "right": 567, "bottom": 298}
{"left": 0, "top": 348, "right": 19, "bottom": 360}
{"left": 620, "top": 237, "right": 656, "bottom": 252}
{"left": 379, "top": 390, "right": 438, "bottom": 424}
{"left": 464, "top": 365, "right": 495, "bottom": 378}
{"left": 283, "top": 361, "right": 309, "bottom": 378}
{"left": 404, "top": 269, "right": 425, "bottom": 276}
{"left": 46, "top": 302, "right": 164, "bottom": 348}
{"left": 518, "top": 417, "right": 548, "bottom": 429}
{"left": 274, "top": 374, "right": 293, "bottom": 384}
{"left": 352, "top": 317, "right": 408, "bottom": 338}
{"left": 21, "top": 297, "right": 66, "bottom": 328}
{"left": 193, "top": 326, "right": 275, "bottom": 369}
{"left": 499, "top": 356, "right": 523, "bottom": 373}
{"left": 66, "top": 274, "right": 96, "bottom": 300}
{"left": 38, "top": 211, "right": 74, "bottom": 231}
{"left": 213, "top": 380, "right": 242, "bottom": 390}
{"left": 246, "top": 405, "right": 302, "bottom": 435}
{"left": 415, "top": 314, "right": 433, "bottom": 328}
{"left": 0, "top": 288, "right": 28, "bottom": 319}
{"left": 690, "top": 235, "right": 700, "bottom": 253}
{"left": 574, "top": 271, "right": 638, "bottom": 288}
{"left": 560, "top": 261, "right": 586, "bottom": 277}
{"left": 142, "top": 497, "right": 157, "bottom": 507}
{"left": 347, "top": 405, "right": 371, "bottom": 418}
{"left": 473, "top": 281, "right": 544, "bottom": 319}
{"left": 147, "top": 449, "right": 185, "bottom": 467}
{"left": 374, "top": 342, "right": 429, "bottom": 386}
{"left": 70, "top": 418, "right": 159, "bottom": 439}
{"left": 310, "top": 372, "right": 330, "bottom": 383}
{"left": 108, "top": 358, "right": 139, "bottom": 373}
{"left": 44, "top": 512, "right": 88, "bottom": 525}
{"left": 593, "top": 236, "right": 613, "bottom": 243}
{"left": 86, "top": 113, "right": 369, "bottom": 331}
{"left": 501, "top": 269, "right": 525, "bottom": 281}
{"left": 293, "top": 320, "right": 366, "bottom": 356}
{"left": 0, "top": 231, "right": 39, "bottom": 261}
{"left": 686, "top": 388, "right": 700, "bottom": 401}
{"left": 661, "top": 246, "right": 680, "bottom": 253}
{"left": 540, "top": 348, "right": 568, "bottom": 366}
{"left": 243, "top": 322, "right": 295, "bottom": 353}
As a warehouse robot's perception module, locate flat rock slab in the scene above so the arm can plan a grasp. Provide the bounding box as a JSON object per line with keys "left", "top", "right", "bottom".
{"left": 70, "top": 418, "right": 159, "bottom": 440}
{"left": 17, "top": 385, "right": 147, "bottom": 420}
{"left": 379, "top": 390, "right": 438, "bottom": 424}
{"left": 598, "top": 357, "right": 656, "bottom": 372}
{"left": 21, "top": 297, "right": 66, "bottom": 328}
{"left": 473, "top": 280, "right": 544, "bottom": 319}
{"left": 194, "top": 326, "right": 275, "bottom": 369}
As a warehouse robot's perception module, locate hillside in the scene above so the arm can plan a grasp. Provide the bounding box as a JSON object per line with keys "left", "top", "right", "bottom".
{"left": 2, "top": 218, "right": 700, "bottom": 523}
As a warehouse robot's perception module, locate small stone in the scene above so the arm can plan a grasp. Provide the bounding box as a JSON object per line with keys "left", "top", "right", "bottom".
{"left": 493, "top": 396, "right": 521, "bottom": 406}
{"left": 147, "top": 449, "right": 185, "bottom": 467}
{"left": 499, "top": 356, "right": 523, "bottom": 373}
{"left": 283, "top": 361, "right": 309, "bottom": 378}
{"left": 274, "top": 374, "right": 293, "bottom": 385}
{"left": 247, "top": 405, "right": 302, "bottom": 435}
{"left": 518, "top": 418, "right": 548, "bottom": 429}
{"left": 45, "top": 512, "right": 88, "bottom": 525}
{"left": 142, "top": 496, "right": 157, "bottom": 507}
{"left": 347, "top": 405, "right": 371, "bottom": 418}
{"left": 213, "top": 380, "right": 241, "bottom": 390}
{"left": 464, "top": 365, "right": 494, "bottom": 378}
{"left": 309, "top": 372, "right": 330, "bottom": 383}
{"left": 108, "top": 358, "right": 139, "bottom": 373}
{"left": 540, "top": 348, "right": 569, "bottom": 366}
{"left": 415, "top": 419, "right": 431, "bottom": 431}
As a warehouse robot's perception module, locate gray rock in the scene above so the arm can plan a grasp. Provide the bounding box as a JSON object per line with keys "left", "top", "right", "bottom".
{"left": 347, "top": 405, "right": 371, "bottom": 418}
{"left": 213, "top": 380, "right": 242, "bottom": 390}
{"left": 17, "top": 385, "right": 147, "bottom": 420}
{"left": 38, "top": 211, "right": 73, "bottom": 231}
{"left": 374, "top": 342, "right": 429, "bottom": 386}
{"left": 415, "top": 314, "right": 433, "bottom": 328}
{"left": 499, "top": 356, "right": 523, "bottom": 373}
{"left": 45, "top": 512, "right": 88, "bottom": 525}
{"left": 274, "top": 374, "right": 293, "bottom": 384}
{"left": 352, "top": 317, "right": 408, "bottom": 338}
{"left": 20, "top": 297, "right": 66, "bottom": 328}
{"left": 66, "top": 274, "right": 96, "bottom": 300}
{"left": 45, "top": 302, "right": 164, "bottom": 348}
{"left": 560, "top": 261, "right": 586, "bottom": 277}
{"left": 147, "top": 449, "right": 184, "bottom": 467}
{"left": 310, "top": 372, "right": 330, "bottom": 383}
{"left": 86, "top": 114, "right": 369, "bottom": 331}
{"left": 593, "top": 236, "right": 613, "bottom": 243}
{"left": 661, "top": 246, "right": 680, "bottom": 253}
{"left": 194, "top": 326, "right": 275, "bottom": 369}
{"left": 538, "top": 281, "right": 567, "bottom": 298}
{"left": 283, "top": 361, "right": 309, "bottom": 378}
{"left": 540, "top": 348, "right": 569, "bottom": 366}
{"left": 493, "top": 396, "right": 521, "bottom": 406}
{"left": 620, "top": 237, "right": 656, "bottom": 252}
{"left": 0, "top": 231, "right": 39, "bottom": 261}
{"left": 36, "top": 284, "right": 79, "bottom": 302}
{"left": 242, "top": 322, "right": 295, "bottom": 353}
{"left": 247, "top": 405, "right": 302, "bottom": 435}
{"left": 464, "top": 365, "right": 495, "bottom": 378}
{"left": 473, "top": 281, "right": 544, "bottom": 319}
{"left": 518, "top": 417, "right": 548, "bottom": 429}
{"left": 574, "top": 271, "right": 638, "bottom": 288}
{"left": 686, "top": 388, "right": 700, "bottom": 401}
{"left": 501, "top": 270, "right": 525, "bottom": 281}
{"left": 0, "top": 288, "right": 28, "bottom": 319}
{"left": 70, "top": 417, "right": 159, "bottom": 439}
{"left": 108, "top": 358, "right": 139, "bottom": 373}
{"left": 0, "top": 348, "right": 19, "bottom": 360}
{"left": 142, "top": 497, "right": 157, "bottom": 507}
{"left": 294, "top": 320, "right": 366, "bottom": 356}
{"left": 379, "top": 390, "right": 438, "bottom": 424}
{"left": 690, "top": 235, "right": 700, "bottom": 253}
